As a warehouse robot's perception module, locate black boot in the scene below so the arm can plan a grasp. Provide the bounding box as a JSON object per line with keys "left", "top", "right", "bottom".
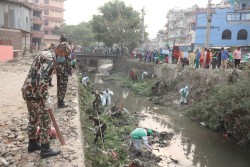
{"left": 58, "top": 99, "right": 68, "bottom": 108}
{"left": 40, "top": 143, "right": 61, "bottom": 159}
{"left": 28, "top": 139, "right": 41, "bottom": 153}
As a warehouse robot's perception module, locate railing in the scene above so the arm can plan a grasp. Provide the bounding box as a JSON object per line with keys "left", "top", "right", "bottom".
{"left": 32, "top": 16, "right": 44, "bottom": 23}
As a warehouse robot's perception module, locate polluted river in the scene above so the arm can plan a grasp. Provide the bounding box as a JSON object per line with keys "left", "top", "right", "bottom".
{"left": 82, "top": 63, "right": 250, "bottom": 167}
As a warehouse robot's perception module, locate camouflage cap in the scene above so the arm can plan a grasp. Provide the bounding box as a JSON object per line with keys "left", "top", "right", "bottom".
{"left": 58, "top": 42, "right": 71, "bottom": 56}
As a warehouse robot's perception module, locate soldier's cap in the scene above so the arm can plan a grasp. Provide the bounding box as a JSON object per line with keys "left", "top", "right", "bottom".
{"left": 58, "top": 42, "right": 71, "bottom": 55}
{"left": 60, "top": 34, "right": 66, "bottom": 38}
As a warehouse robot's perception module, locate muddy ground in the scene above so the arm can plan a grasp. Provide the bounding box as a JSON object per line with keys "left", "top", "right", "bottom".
{"left": 0, "top": 56, "right": 84, "bottom": 167}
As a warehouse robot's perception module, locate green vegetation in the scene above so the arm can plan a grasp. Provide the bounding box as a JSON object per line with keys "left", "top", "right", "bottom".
{"left": 187, "top": 75, "right": 250, "bottom": 145}
{"left": 121, "top": 78, "right": 155, "bottom": 97}
{"left": 90, "top": 0, "right": 143, "bottom": 50}
{"left": 78, "top": 77, "right": 137, "bottom": 167}
{"left": 105, "top": 72, "right": 155, "bottom": 96}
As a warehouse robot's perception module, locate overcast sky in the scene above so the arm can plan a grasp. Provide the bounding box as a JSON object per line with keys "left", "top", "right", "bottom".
{"left": 64, "top": 0, "right": 221, "bottom": 39}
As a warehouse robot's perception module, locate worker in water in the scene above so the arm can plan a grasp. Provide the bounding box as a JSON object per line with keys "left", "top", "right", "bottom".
{"left": 129, "top": 128, "right": 153, "bottom": 156}
{"left": 102, "top": 89, "right": 114, "bottom": 107}
{"left": 82, "top": 76, "right": 90, "bottom": 86}
{"left": 179, "top": 86, "right": 189, "bottom": 105}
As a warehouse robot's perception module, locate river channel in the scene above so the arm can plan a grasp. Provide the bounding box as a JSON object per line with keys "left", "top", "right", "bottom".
{"left": 84, "top": 64, "right": 250, "bottom": 167}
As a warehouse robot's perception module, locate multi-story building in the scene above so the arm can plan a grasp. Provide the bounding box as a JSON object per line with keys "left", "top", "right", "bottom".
{"left": 165, "top": 6, "right": 197, "bottom": 49}
{"left": 0, "top": 0, "right": 64, "bottom": 52}
{"left": 0, "top": 0, "right": 32, "bottom": 51}
{"left": 194, "top": 0, "right": 250, "bottom": 53}
{"left": 30, "top": 0, "right": 65, "bottom": 50}
{"left": 43, "top": 0, "right": 64, "bottom": 48}
{"left": 31, "top": 0, "right": 45, "bottom": 51}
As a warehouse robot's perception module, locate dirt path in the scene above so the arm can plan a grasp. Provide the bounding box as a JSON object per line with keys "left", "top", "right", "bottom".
{"left": 0, "top": 57, "right": 84, "bottom": 167}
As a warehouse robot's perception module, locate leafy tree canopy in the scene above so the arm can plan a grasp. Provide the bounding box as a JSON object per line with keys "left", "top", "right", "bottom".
{"left": 52, "top": 22, "right": 95, "bottom": 47}
{"left": 90, "top": 0, "right": 142, "bottom": 50}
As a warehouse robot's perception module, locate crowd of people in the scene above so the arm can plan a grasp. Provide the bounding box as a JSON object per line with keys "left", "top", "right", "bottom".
{"left": 189, "top": 47, "right": 246, "bottom": 70}
{"left": 132, "top": 47, "right": 249, "bottom": 70}
{"left": 132, "top": 50, "right": 168, "bottom": 64}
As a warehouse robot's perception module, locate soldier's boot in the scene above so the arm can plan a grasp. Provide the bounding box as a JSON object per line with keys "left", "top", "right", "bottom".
{"left": 58, "top": 99, "right": 68, "bottom": 108}
{"left": 28, "top": 139, "right": 41, "bottom": 153}
{"left": 40, "top": 142, "right": 61, "bottom": 159}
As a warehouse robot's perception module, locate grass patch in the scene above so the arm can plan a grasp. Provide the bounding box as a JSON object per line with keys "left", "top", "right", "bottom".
{"left": 78, "top": 76, "right": 138, "bottom": 167}
{"left": 187, "top": 75, "right": 250, "bottom": 145}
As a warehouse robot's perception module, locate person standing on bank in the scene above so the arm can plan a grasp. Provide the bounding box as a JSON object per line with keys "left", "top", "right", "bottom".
{"left": 233, "top": 47, "right": 242, "bottom": 69}
{"left": 179, "top": 86, "right": 189, "bottom": 105}
{"left": 21, "top": 42, "right": 71, "bottom": 158}
{"left": 56, "top": 34, "right": 73, "bottom": 108}
{"left": 44, "top": 43, "right": 56, "bottom": 87}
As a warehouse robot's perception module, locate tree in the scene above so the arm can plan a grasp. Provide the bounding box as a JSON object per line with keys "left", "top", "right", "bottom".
{"left": 90, "top": 0, "right": 142, "bottom": 51}
{"left": 51, "top": 22, "right": 95, "bottom": 47}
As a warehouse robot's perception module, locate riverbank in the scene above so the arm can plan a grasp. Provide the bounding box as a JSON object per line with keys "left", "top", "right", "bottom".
{"left": 114, "top": 60, "right": 250, "bottom": 145}
{"left": 78, "top": 72, "right": 177, "bottom": 167}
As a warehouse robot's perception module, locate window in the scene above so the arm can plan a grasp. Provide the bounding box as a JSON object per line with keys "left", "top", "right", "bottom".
{"left": 44, "top": 9, "right": 49, "bottom": 15}
{"left": 26, "top": 17, "right": 28, "bottom": 23}
{"left": 237, "top": 29, "right": 248, "bottom": 40}
{"left": 227, "top": 13, "right": 240, "bottom": 21}
{"left": 222, "top": 30, "right": 231, "bottom": 40}
{"left": 4, "top": 13, "right": 8, "bottom": 27}
{"left": 242, "top": 3, "right": 246, "bottom": 9}
{"left": 44, "top": 0, "right": 49, "bottom": 4}
{"left": 241, "top": 13, "right": 250, "bottom": 20}
{"left": 181, "top": 30, "right": 186, "bottom": 35}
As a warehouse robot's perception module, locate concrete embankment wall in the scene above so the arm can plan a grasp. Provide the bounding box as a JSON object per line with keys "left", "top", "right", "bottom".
{"left": 125, "top": 59, "right": 231, "bottom": 99}
{"left": 126, "top": 59, "right": 155, "bottom": 73}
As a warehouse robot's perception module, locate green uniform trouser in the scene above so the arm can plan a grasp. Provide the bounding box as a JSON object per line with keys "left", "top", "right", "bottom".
{"left": 57, "top": 74, "right": 68, "bottom": 101}
{"left": 26, "top": 100, "right": 51, "bottom": 144}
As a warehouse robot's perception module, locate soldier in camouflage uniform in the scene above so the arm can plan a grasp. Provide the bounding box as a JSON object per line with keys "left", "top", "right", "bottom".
{"left": 56, "top": 34, "right": 73, "bottom": 108}
{"left": 21, "top": 42, "right": 71, "bottom": 159}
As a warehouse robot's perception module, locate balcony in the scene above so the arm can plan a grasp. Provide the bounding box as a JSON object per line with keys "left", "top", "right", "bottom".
{"left": 32, "top": 16, "right": 44, "bottom": 24}
{"left": 32, "top": 30, "right": 44, "bottom": 38}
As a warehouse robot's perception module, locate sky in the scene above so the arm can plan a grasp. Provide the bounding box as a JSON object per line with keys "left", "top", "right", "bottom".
{"left": 64, "top": 0, "right": 221, "bottom": 39}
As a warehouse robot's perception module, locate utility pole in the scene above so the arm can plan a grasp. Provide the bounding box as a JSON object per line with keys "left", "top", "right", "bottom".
{"left": 205, "top": 0, "right": 212, "bottom": 48}
{"left": 141, "top": 7, "right": 145, "bottom": 50}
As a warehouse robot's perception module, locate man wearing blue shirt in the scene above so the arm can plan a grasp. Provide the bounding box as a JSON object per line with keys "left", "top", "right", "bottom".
{"left": 221, "top": 47, "right": 229, "bottom": 70}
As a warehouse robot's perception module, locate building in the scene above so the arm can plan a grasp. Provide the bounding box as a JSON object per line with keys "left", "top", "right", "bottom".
{"left": 30, "top": 0, "right": 64, "bottom": 50}
{"left": 43, "top": 0, "right": 64, "bottom": 48}
{"left": 0, "top": 0, "right": 32, "bottom": 51}
{"left": 0, "top": 0, "right": 64, "bottom": 52}
{"left": 31, "top": 0, "right": 45, "bottom": 51}
{"left": 165, "top": 6, "right": 197, "bottom": 49}
{"left": 195, "top": 0, "right": 250, "bottom": 51}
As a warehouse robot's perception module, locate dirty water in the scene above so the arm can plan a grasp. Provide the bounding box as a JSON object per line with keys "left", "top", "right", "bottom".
{"left": 83, "top": 64, "right": 250, "bottom": 167}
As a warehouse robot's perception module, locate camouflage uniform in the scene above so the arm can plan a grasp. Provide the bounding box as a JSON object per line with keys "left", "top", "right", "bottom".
{"left": 56, "top": 56, "right": 72, "bottom": 104}
{"left": 21, "top": 51, "right": 55, "bottom": 144}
